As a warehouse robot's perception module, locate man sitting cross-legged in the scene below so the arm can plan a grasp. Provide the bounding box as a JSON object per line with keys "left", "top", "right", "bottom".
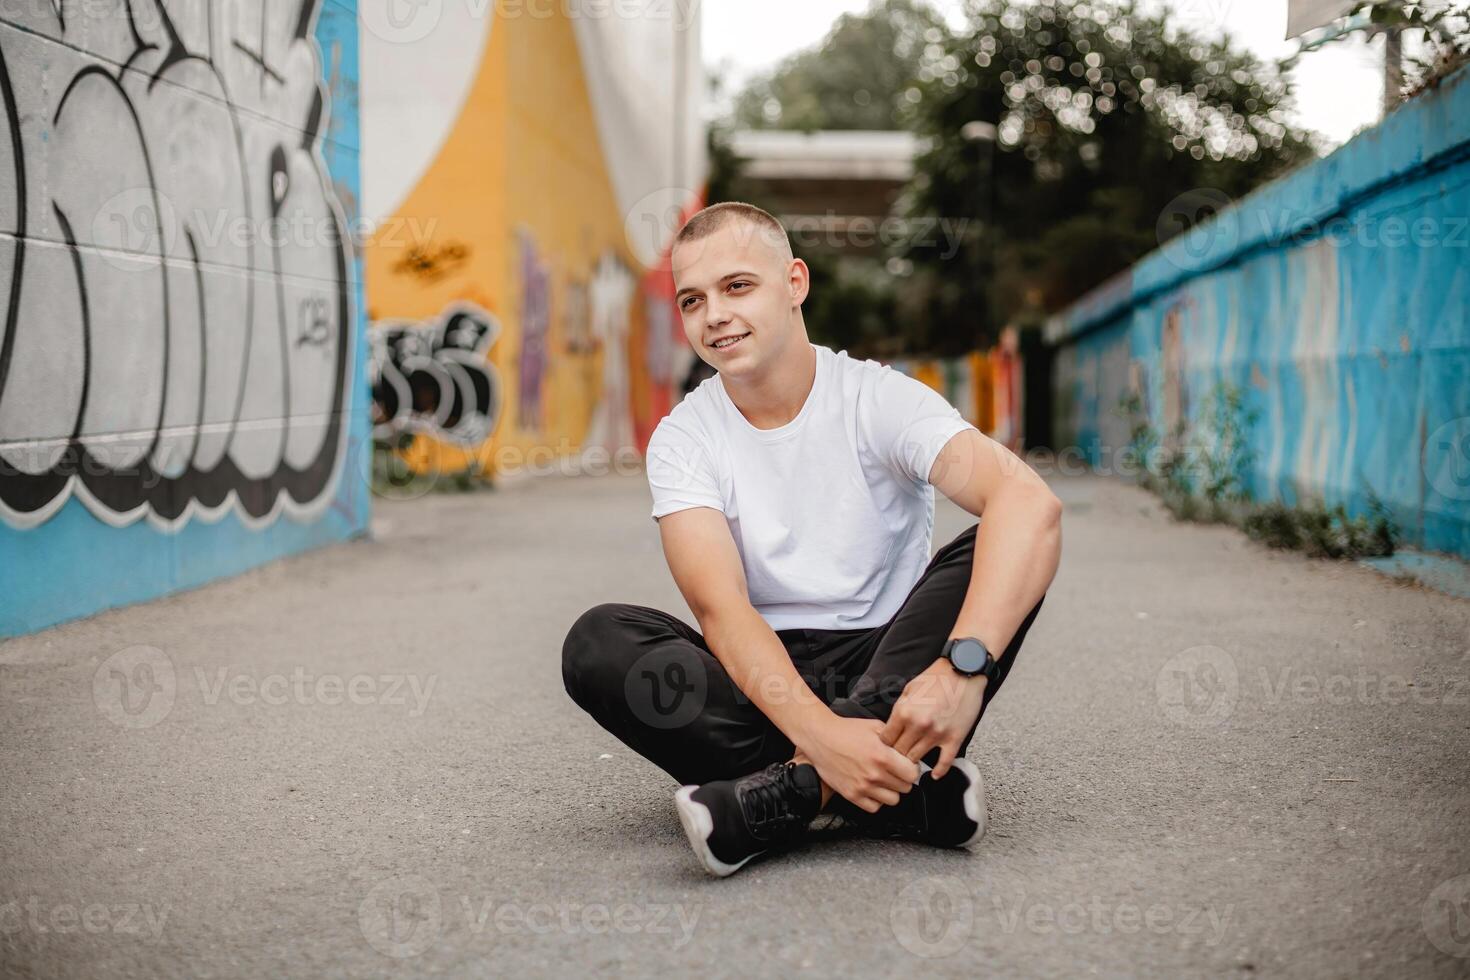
{"left": 562, "top": 202, "right": 1062, "bottom": 877}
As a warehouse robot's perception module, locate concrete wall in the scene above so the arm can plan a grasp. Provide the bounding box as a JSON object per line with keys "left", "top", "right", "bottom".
{"left": 1048, "top": 66, "right": 1470, "bottom": 558}
{"left": 0, "top": 1, "right": 369, "bottom": 637}
{"left": 360, "top": 2, "right": 705, "bottom": 479}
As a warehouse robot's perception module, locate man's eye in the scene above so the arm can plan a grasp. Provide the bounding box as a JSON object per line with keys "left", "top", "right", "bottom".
{"left": 729, "top": 281, "right": 750, "bottom": 291}
{"left": 681, "top": 297, "right": 699, "bottom": 310}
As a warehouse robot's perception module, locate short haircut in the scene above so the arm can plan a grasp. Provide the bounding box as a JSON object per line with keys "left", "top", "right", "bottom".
{"left": 674, "top": 201, "right": 793, "bottom": 261}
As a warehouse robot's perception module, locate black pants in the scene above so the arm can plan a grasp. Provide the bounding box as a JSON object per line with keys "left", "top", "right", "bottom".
{"left": 561, "top": 523, "right": 1045, "bottom": 786}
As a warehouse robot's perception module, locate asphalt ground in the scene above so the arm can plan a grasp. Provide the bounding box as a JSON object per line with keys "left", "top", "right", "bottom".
{"left": 2, "top": 469, "right": 1468, "bottom": 978}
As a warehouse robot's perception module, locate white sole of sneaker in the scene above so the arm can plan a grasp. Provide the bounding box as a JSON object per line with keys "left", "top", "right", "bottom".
{"left": 674, "top": 786, "right": 761, "bottom": 878}
{"left": 952, "top": 758, "right": 988, "bottom": 847}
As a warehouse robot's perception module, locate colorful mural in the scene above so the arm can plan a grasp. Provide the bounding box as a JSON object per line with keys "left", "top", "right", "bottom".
{"left": 0, "top": 0, "right": 368, "bottom": 637}
{"left": 892, "top": 326, "right": 1028, "bottom": 452}
{"left": 1047, "top": 66, "right": 1470, "bottom": 558}
{"left": 361, "top": 3, "right": 705, "bottom": 479}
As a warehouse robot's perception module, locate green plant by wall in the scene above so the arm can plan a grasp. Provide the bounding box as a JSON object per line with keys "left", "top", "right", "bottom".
{"left": 1243, "top": 498, "right": 1396, "bottom": 559}
{"left": 1191, "top": 382, "right": 1259, "bottom": 507}
{"left": 1113, "top": 380, "right": 1395, "bottom": 559}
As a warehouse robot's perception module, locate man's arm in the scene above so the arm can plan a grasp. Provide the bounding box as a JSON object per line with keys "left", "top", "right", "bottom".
{"left": 881, "top": 428, "right": 1062, "bottom": 777}
{"left": 657, "top": 507, "right": 918, "bottom": 810}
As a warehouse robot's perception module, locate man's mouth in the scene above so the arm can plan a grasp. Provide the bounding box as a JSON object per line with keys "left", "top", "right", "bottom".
{"left": 710, "top": 332, "right": 750, "bottom": 351}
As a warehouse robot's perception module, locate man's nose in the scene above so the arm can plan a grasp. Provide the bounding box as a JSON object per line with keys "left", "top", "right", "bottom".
{"left": 704, "top": 296, "right": 732, "bottom": 327}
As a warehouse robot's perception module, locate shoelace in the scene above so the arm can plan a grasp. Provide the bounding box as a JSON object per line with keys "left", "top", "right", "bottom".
{"left": 739, "top": 763, "right": 805, "bottom": 831}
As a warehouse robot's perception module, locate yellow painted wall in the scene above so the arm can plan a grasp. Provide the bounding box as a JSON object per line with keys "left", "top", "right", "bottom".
{"left": 365, "top": 9, "right": 656, "bottom": 478}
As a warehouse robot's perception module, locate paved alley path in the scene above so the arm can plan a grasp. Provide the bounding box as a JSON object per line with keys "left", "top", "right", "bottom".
{"left": 2, "top": 471, "right": 1468, "bottom": 977}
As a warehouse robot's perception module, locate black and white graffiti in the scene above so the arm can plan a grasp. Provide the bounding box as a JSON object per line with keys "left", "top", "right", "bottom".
{"left": 370, "top": 303, "right": 502, "bottom": 446}
{"left": 0, "top": 0, "right": 354, "bottom": 530}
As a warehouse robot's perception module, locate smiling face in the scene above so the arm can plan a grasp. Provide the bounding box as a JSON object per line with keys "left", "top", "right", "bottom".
{"left": 671, "top": 215, "right": 809, "bottom": 382}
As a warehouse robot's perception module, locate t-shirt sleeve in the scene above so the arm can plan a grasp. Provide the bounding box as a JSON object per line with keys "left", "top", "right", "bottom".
{"left": 645, "top": 417, "right": 724, "bottom": 520}
{"left": 861, "top": 365, "right": 977, "bottom": 488}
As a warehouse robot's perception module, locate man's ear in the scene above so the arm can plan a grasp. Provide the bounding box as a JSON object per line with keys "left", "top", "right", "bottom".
{"left": 789, "top": 258, "right": 810, "bottom": 308}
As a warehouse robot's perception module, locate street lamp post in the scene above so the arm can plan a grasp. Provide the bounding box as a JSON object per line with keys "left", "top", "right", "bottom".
{"left": 961, "top": 120, "right": 998, "bottom": 345}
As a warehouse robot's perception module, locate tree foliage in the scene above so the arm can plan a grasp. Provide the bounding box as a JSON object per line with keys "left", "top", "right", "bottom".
{"left": 903, "top": 0, "right": 1318, "bottom": 354}
{"left": 714, "top": 0, "right": 1321, "bottom": 357}
{"left": 732, "top": 0, "right": 949, "bottom": 131}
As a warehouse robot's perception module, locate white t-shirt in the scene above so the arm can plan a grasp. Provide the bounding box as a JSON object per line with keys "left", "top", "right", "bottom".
{"left": 645, "top": 342, "right": 976, "bottom": 631}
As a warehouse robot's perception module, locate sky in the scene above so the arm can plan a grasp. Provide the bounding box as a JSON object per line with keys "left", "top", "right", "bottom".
{"left": 702, "top": 0, "right": 1385, "bottom": 149}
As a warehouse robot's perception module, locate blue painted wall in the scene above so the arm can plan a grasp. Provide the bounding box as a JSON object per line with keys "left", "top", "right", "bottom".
{"left": 1048, "top": 66, "right": 1470, "bottom": 558}
{"left": 0, "top": 1, "right": 370, "bottom": 638}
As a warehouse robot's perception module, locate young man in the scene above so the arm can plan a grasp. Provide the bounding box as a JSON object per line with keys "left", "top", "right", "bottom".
{"left": 562, "top": 202, "right": 1061, "bottom": 877}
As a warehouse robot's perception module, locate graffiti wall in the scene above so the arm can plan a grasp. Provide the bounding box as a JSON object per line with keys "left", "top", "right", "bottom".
{"left": 0, "top": 0, "right": 368, "bottom": 637}
{"left": 892, "top": 327, "right": 1027, "bottom": 451}
{"left": 1048, "top": 66, "right": 1470, "bottom": 558}
{"left": 360, "top": 2, "right": 705, "bottom": 478}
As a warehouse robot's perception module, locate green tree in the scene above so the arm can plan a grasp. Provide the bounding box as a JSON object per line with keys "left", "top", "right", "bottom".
{"left": 902, "top": 0, "right": 1318, "bottom": 354}
{"left": 733, "top": 0, "right": 952, "bottom": 131}
{"left": 1290, "top": 1, "right": 1470, "bottom": 103}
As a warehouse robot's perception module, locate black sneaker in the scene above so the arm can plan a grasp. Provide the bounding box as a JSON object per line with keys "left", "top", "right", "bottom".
{"left": 838, "top": 758, "right": 987, "bottom": 848}
{"left": 674, "top": 762, "right": 822, "bottom": 877}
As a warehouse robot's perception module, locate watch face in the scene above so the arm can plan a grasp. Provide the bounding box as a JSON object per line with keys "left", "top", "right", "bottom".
{"left": 949, "top": 638, "right": 990, "bottom": 675}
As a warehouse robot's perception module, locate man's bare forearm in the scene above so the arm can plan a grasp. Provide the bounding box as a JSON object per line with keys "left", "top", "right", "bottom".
{"left": 698, "top": 604, "right": 832, "bottom": 746}
{"left": 950, "top": 486, "right": 1062, "bottom": 653}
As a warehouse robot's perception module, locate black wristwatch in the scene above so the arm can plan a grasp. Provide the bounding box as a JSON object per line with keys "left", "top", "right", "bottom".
{"left": 941, "top": 636, "right": 998, "bottom": 680}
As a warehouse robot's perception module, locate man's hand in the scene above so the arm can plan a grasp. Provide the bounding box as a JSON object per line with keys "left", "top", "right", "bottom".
{"left": 880, "top": 659, "right": 988, "bottom": 779}
{"left": 798, "top": 715, "right": 920, "bottom": 813}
